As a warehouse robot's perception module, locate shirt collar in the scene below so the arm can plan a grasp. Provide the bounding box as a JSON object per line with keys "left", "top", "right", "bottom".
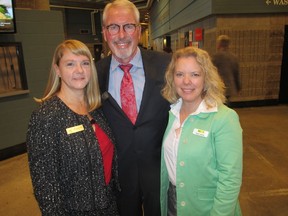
{"left": 170, "top": 98, "right": 218, "bottom": 117}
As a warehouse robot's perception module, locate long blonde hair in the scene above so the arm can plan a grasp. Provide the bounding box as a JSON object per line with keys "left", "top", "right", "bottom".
{"left": 35, "top": 39, "right": 101, "bottom": 111}
{"left": 162, "top": 46, "right": 226, "bottom": 108}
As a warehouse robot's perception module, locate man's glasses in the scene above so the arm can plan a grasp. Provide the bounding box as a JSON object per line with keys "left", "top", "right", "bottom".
{"left": 105, "top": 23, "right": 139, "bottom": 35}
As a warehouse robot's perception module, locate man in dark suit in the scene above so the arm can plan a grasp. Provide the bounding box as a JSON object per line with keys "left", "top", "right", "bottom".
{"left": 95, "top": 1, "right": 171, "bottom": 215}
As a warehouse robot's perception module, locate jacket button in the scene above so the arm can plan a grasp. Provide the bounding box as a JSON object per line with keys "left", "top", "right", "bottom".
{"left": 181, "top": 201, "right": 186, "bottom": 206}
{"left": 179, "top": 182, "right": 184, "bottom": 187}
{"left": 180, "top": 161, "right": 185, "bottom": 166}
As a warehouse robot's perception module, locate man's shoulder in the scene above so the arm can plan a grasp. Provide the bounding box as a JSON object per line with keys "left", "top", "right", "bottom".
{"left": 140, "top": 49, "right": 171, "bottom": 64}
{"left": 141, "top": 48, "right": 170, "bottom": 57}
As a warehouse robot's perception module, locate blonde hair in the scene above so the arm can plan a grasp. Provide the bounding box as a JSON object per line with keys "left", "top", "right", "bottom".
{"left": 35, "top": 39, "right": 101, "bottom": 112}
{"left": 102, "top": 0, "right": 140, "bottom": 25}
{"left": 162, "top": 46, "right": 226, "bottom": 108}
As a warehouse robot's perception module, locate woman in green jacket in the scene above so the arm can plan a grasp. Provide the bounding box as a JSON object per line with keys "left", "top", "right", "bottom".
{"left": 161, "top": 46, "right": 242, "bottom": 216}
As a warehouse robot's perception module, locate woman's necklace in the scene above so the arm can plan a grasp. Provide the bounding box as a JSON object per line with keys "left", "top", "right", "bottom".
{"left": 58, "top": 93, "right": 88, "bottom": 115}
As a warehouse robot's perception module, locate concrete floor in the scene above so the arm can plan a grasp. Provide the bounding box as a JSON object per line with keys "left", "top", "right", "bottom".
{"left": 0, "top": 105, "right": 288, "bottom": 216}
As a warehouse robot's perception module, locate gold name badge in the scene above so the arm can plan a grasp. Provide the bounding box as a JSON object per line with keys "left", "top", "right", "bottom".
{"left": 66, "top": 124, "right": 84, "bottom": 135}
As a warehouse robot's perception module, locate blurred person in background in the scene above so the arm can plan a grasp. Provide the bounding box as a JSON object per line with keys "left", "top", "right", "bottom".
{"left": 212, "top": 35, "right": 241, "bottom": 106}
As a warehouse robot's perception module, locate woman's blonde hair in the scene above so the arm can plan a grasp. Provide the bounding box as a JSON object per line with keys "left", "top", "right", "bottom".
{"left": 162, "top": 46, "right": 226, "bottom": 108}
{"left": 35, "top": 39, "right": 101, "bottom": 111}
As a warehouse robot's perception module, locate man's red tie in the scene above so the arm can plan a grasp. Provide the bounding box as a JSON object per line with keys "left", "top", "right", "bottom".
{"left": 119, "top": 64, "right": 138, "bottom": 124}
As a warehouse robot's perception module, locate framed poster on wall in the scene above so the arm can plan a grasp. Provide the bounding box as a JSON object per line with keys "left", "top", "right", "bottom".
{"left": 0, "top": 42, "right": 28, "bottom": 98}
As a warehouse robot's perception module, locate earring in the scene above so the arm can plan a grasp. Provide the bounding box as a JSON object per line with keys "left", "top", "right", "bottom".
{"left": 201, "top": 88, "right": 207, "bottom": 98}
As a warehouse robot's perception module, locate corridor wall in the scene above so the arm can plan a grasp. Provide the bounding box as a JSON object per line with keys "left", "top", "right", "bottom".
{"left": 149, "top": 0, "right": 288, "bottom": 104}
{"left": 0, "top": 9, "right": 65, "bottom": 159}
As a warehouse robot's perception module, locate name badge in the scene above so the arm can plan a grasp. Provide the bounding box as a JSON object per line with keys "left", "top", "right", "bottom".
{"left": 66, "top": 124, "right": 84, "bottom": 135}
{"left": 193, "top": 128, "right": 209, "bottom": 137}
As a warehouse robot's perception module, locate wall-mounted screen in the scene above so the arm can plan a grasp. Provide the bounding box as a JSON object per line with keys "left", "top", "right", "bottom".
{"left": 0, "top": 0, "right": 16, "bottom": 33}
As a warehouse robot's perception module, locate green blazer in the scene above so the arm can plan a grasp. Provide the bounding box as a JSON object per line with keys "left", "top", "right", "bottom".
{"left": 160, "top": 104, "right": 242, "bottom": 216}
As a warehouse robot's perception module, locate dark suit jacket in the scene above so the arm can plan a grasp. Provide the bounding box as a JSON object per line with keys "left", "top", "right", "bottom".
{"left": 96, "top": 49, "right": 171, "bottom": 193}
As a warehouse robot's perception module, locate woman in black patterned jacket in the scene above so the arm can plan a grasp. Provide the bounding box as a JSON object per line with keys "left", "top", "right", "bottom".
{"left": 26, "top": 40, "right": 120, "bottom": 216}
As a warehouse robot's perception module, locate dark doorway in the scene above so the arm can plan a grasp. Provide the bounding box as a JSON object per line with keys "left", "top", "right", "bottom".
{"left": 163, "top": 35, "right": 172, "bottom": 53}
{"left": 94, "top": 44, "right": 103, "bottom": 62}
{"left": 279, "top": 25, "right": 288, "bottom": 104}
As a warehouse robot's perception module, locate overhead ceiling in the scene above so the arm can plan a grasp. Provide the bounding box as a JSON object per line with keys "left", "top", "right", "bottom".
{"left": 49, "top": 0, "right": 153, "bottom": 9}
{"left": 49, "top": 0, "right": 153, "bottom": 23}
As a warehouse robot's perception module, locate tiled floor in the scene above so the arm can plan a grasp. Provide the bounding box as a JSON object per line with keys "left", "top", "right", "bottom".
{"left": 237, "top": 105, "right": 288, "bottom": 216}
{"left": 0, "top": 105, "right": 288, "bottom": 216}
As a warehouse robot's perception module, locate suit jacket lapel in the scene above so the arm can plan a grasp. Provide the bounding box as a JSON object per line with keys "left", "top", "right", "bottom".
{"left": 137, "top": 50, "right": 157, "bottom": 118}
{"left": 98, "top": 57, "right": 123, "bottom": 114}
